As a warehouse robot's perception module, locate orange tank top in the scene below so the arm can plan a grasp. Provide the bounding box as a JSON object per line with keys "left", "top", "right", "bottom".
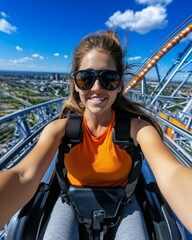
{"left": 64, "top": 112, "right": 132, "bottom": 187}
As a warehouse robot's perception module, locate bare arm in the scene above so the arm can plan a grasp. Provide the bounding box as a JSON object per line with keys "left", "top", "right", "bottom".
{"left": 0, "top": 118, "right": 67, "bottom": 228}
{"left": 132, "top": 119, "right": 192, "bottom": 233}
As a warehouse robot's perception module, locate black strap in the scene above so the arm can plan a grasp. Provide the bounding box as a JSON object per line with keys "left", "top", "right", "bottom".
{"left": 113, "top": 113, "right": 136, "bottom": 153}
{"left": 125, "top": 145, "right": 143, "bottom": 199}
{"left": 63, "top": 114, "right": 83, "bottom": 145}
{"left": 113, "top": 112, "right": 143, "bottom": 200}
{"left": 56, "top": 111, "right": 143, "bottom": 202}
{"left": 55, "top": 114, "right": 83, "bottom": 203}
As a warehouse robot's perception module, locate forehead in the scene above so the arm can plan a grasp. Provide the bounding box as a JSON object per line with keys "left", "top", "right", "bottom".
{"left": 79, "top": 49, "right": 116, "bottom": 70}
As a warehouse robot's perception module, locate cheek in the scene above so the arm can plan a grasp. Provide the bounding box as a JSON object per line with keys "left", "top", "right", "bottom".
{"left": 112, "top": 93, "right": 118, "bottom": 102}
{"left": 108, "top": 91, "right": 118, "bottom": 105}
{"left": 78, "top": 90, "right": 87, "bottom": 103}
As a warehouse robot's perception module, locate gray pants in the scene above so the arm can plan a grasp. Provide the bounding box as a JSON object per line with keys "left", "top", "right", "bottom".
{"left": 43, "top": 195, "right": 149, "bottom": 240}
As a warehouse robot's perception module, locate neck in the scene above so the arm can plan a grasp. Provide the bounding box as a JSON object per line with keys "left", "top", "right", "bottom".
{"left": 84, "top": 109, "right": 113, "bottom": 136}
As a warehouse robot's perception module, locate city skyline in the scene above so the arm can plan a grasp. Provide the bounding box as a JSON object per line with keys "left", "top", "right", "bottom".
{"left": 0, "top": 0, "right": 191, "bottom": 76}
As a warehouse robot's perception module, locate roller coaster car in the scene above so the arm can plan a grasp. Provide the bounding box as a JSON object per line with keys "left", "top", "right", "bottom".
{"left": 5, "top": 160, "right": 186, "bottom": 240}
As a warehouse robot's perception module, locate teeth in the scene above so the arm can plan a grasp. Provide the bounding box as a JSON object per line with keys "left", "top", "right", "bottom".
{"left": 91, "top": 98, "right": 104, "bottom": 101}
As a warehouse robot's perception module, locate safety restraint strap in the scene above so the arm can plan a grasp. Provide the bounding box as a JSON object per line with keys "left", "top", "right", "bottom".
{"left": 113, "top": 112, "right": 143, "bottom": 200}
{"left": 56, "top": 113, "right": 83, "bottom": 203}
{"left": 56, "top": 111, "right": 143, "bottom": 202}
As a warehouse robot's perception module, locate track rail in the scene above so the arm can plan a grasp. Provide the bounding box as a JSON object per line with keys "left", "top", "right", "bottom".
{"left": 124, "top": 16, "right": 192, "bottom": 93}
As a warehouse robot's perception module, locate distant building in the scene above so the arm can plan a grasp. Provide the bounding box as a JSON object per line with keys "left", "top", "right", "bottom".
{"left": 55, "top": 73, "right": 60, "bottom": 81}
{"left": 50, "top": 74, "right": 55, "bottom": 81}
{"left": 49, "top": 73, "right": 60, "bottom": 81}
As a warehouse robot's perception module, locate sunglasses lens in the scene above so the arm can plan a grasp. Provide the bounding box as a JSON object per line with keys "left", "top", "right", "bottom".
{"left": 100, "top": 71, "right": 121, "bottom": 90}
{"left": 74, "top": 71, "right": 94, "bottom": 90}
{"left": 73, "top": 70, "right": 121, "bottom": 90}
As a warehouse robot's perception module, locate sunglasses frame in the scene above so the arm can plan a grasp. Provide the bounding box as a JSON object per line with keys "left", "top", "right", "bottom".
{"left": 71, "top": 70, "right": 122, "bottom": 91}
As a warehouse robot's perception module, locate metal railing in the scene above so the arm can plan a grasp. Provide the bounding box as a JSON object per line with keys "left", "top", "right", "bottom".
{"left": 0, "top": 98, "right": 64, "bottom": 170}
{"left": 127, "top": 90, "right": 192, "bottom": 166}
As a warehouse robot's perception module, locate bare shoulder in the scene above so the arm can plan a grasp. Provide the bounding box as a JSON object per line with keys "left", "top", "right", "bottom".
{"left": 130, "top": 118, "right": 171, "bottom": 167}
{"left": 131, "top": 118, "right": 160, "bottom": 145}
{"left": 131, "top": 117, "right": 150, "bottom": 129}
{"left": 40, "top": 118, "right": 68, "bottom": 142}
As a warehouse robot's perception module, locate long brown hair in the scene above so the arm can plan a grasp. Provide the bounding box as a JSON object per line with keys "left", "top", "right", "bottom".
{"left": 60, "top": 30, "right": 163, "bottom": 138}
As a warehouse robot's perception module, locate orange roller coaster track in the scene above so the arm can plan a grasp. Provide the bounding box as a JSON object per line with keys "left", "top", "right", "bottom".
{"left": 123, "top": 22, "right": 192, "bottom": 94}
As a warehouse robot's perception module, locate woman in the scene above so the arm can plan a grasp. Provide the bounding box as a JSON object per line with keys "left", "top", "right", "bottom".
{"left": 0, "top": 30, "right": 192, "bottom": 239}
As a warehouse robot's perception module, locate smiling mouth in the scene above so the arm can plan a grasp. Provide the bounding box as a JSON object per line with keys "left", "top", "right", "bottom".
{"left": 89, "top": 97, "right": 107, "bottom": 102}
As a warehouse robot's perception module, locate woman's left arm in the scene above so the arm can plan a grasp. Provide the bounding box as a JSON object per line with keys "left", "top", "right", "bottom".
{"left": 134, "top": 119, "right": 192, "bottom": 233}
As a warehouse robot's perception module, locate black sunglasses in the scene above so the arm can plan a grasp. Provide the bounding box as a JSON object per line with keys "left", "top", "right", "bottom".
{"left": 71, "top": 70, "right": 122, "bottom": 91}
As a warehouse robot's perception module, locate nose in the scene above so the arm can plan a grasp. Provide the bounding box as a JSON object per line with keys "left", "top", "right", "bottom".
{"left": 91, "top": 78, "right": 102, "bottom": 91}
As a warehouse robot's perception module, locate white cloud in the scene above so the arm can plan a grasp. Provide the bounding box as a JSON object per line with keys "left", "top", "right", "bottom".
{"left": 16, "top": 46, "right": 23, "bottom": 51}
{"left": 135, "top": 0, "right": 172, "bottom": 5}
{"left": 54, "top": 53, "right": 60, "bottom": 57}
{"left": 9, "top": 57, "right": 33, "bottom": 64}
{"left": 128, "top": 56, "right": 142, "bottom": 61}
{"left": 32, "top": 53, "right": 44, "bottom": 60}
{"left": 105, "top": 5, "right": 168, "bottom": 34}
{"left": 64, "top": 55, "right": 68, "bottom": 59}
{"left": 1, "top": 12, "right": 9, "bottom": 18}
{"left": 0, "top": 18, "right": 17, "bottom": 34}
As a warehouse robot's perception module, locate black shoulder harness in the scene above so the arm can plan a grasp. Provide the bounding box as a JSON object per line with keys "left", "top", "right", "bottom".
{"left": 55, "top": 112, "right": 143, "bottom": 203}
{"left": 113, "top": 112, "right": 143, "bottom": 199}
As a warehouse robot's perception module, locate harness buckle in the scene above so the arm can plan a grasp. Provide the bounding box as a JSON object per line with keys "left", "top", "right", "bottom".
{"left": 60, "top": 193, "right": 71, "bottom": 204}
{"left": 92, "top": 210, "right": 105, "bottom": 231}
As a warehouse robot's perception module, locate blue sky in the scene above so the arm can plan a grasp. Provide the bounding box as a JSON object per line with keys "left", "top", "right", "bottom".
{"left": 0, "top": 0, "right": 191, "bottom": 75}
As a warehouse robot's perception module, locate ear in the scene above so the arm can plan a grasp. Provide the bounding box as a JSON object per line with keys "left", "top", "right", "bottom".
{"left": 117, "top": 82, "right": 123, "bottom": 93}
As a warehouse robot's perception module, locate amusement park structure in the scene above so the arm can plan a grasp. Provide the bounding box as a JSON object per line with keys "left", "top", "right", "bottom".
{"left": 124, "top": 15, "right": 192, "bottom": 167}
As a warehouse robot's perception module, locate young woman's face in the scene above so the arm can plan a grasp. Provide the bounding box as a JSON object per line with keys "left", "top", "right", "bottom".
{"left": 75, "top": 49, "right": 122, "bottom": 117}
